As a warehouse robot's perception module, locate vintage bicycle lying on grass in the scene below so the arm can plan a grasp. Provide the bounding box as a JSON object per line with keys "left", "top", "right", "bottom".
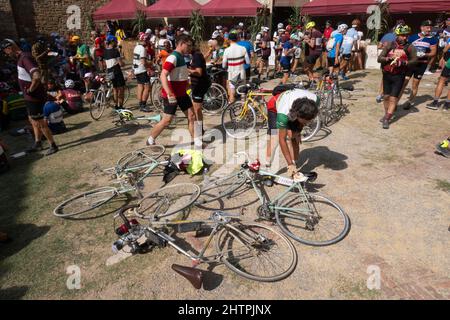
{"left": 112, "top": 196, "right": 297, "bottom": 289}
{"left": 196, "top": 153, "right": 350, "bottom": 247}
{"left": 53, "top": 145, "right": 181, "bottom": 218}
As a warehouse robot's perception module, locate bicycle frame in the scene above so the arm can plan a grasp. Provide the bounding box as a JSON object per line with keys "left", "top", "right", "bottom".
{"left": 241, "top": 168, "right": 315, "bottom": 222}
{"left": 238, "top": 91, "right": 272, "bottom": 122}
{"left": 146, "top": 215, "right": 256, "bottom": 265}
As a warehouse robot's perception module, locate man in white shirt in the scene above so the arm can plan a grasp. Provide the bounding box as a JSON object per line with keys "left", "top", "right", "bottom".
{"left": 132, "top": 33, "right": 152, "bottom": 112}
{"left": 222, "top": 33, "right": 250, "bottom": 103}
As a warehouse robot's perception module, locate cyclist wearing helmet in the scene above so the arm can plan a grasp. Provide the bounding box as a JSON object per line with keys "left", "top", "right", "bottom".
{"left": 378, "top": 25, "right": 417, "bottom": 129}
{"left": 399, "top": 20, "right": 438, "bottom": 110}
{"left": 1, "top": 39, "right": 58, "bottom": 155}
{"left": 71, "top": 35, "right": 93, "bottom": 92}
{"left": 303, "top": 21, "right": 323, "bottom": 84}
{"left": 104, "top": 35, "right": 126, "bottom": 110}
{"left": 57, "top": 79, "right": 83, "bottom": 114}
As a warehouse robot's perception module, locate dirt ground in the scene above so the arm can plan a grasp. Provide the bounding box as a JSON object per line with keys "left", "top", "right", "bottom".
{"left": 0, "top": 69, "right": 449, "bottom": 300}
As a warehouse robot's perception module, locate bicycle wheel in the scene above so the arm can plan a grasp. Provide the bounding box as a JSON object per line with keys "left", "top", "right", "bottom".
{"left": 90, "top": 90, "right": 107, "bottom": 121}
{"left": 274, "top": 193, "right": 350, "bottom": 246}
{"left": 203, "top": 83, "right": 227, "bottom": 114}
{"left": 117, "top": 145, "right": 166, "bottom": 170}
{"left": 123, "top": 84, "right": 131, "bottom": 106}
{"left": 135, "top": 183, "right": 201, "bottom": 219}
{"left": 216, "top": 222, "right": 297, "bottom": 282}
{"left": 301, "top": 115, "right": 321, "bottom": 142}
{"left": 151, "top": 80, "right": 164, "bottom": 112}
{"left": 222, "top": 102, "right": 256, "bottom": 139}
{"left": 53, "top": 187, "right": 118, "bottom": 218}
{"left": 196, "top": 170, "right": 247, "bottom": 205}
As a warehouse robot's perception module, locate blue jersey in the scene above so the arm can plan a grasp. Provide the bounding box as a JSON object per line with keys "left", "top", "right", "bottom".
{"left": 328, "top": 32, "right": 344, "bottom": 58}
{"left": 342, "top": 28, "right": 358, "bottom": 55}
{"left": 408, "top": 33, "right": 438, "bottom": 61}
{"left": 280, "top": 41, "right": 293, "bottom": 65}
{"left": 237, "top": 41, "right": 254, "bottom": 70}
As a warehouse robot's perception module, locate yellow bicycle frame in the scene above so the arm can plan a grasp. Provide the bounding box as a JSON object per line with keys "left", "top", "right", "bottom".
{"left": 238, "top": 91, "right": 272, "bottom": 121}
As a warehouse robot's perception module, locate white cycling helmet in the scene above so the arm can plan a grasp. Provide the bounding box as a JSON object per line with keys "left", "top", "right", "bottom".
{"left": 65, "top": 79, "right": 75, "bottom": 89}
{"left": 338, "top": 24, "right": 349, "bottom": 33}
{"left": 277, "top": 23, "right": 284, "bottom": 30}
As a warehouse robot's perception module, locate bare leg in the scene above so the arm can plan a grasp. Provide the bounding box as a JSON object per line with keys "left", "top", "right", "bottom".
{"left": 37, "top": 119, "right": 55, "bottom": 145}
{"left": 408, "top": 78, "right": 421, "bottom": 103}
{"left": 142, "top": 84, "right": 150, "bottom": 104}
{"left": 136, "top": 84, "right": 143, "bottom": 103}
{"left": 117, "top": 87, "right": 125, "bottom": 107}
{"left": 149, "top": 113, "right": 174, "bottom": 141}
{"left": 182, "top": 108, "right": 196, "bottom": 139}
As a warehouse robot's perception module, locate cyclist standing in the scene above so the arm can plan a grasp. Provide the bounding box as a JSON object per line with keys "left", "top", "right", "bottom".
{"left": 303, "top": 21, "right": 323, "bottom": 86}
{"left": 377, "top": 25, "right": 417, "bottom": 129}
{"left": 1, "top": 39, "right": 59, "bottom": 155}
{"left": 132, "top": 32, "right": 153, "bottom": 112}
{"left": 222, "top": 32, "right": 250, "bottom": 104}
{"left": 103, "top": 35, "right": 126, "bottom": 111}
{"left": 427, "top": 37, "right": 450, "bottom": 111}
{"left": 327, "top": 24, "right": 347, "bottom": 76}
{"left": 400, "top": 20, "right": 438, "bottom": 110}
{"left": 146, "top": 35, "right": 195, "bottom": 146}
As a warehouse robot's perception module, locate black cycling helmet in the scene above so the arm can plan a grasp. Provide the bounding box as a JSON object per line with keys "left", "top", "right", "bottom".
{"left": 421, "top": 20, "right": 433, "bottom": 27}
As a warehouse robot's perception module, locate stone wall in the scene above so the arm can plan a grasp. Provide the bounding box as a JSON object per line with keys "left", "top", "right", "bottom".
{"left": 7, "top": 0, "right": 109, "bottom": 40}
{"left": 0, "top": 0, "right": 18, "bottom": 39}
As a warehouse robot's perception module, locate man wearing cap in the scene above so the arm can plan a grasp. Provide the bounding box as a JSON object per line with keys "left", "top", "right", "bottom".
{"left": 399, "top": 20, "right": 438, "bottom": 110}
{"left": 1, "top": 39, "right": 58, "bottom": 155}
{"left": 303, "top": 21, "right": 323, "bottom": 85}
{"left": 72, "top": 35, "right": 93, "bottom": 92}
{"left": 222, "top": 33, "right": 250, "bottom": 103}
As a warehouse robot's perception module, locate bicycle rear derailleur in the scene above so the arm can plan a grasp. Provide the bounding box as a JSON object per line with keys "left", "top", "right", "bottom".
{"left": 257, "top": 204, "right": 274, "bottom": 221}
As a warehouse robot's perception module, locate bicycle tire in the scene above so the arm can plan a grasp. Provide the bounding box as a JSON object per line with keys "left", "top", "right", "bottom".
{"left": 117, "top": 145, "right": 166, "bottom": 170}
{"left": 135, "top": 183, "right": 201, "bottom": 219}
{"left": 221, "top": 101, "right": 257, "bottom": 139}
{"left": 123, "top": 85, "right": 131, "bottom": 106}
{"left": 216, "top": 222, "right": 297, "bottom": 282}
{"left": 196, "top": 170, "right": 247, "bottom": 205}
{"left": 302, "top": 114, "right": 321, "bottom": 142}
{"left": 151, "top": 80, "right": 164, "bottom": 112}
{"left": 90, "top": 90, "right": 107, "bottom": 121}
{"left": 274, "top": 193, "right": 350, "bottom": 246}
{"left": 53, "top": 187, "right": 118, "bottom": 218}
{"left": 202, "top": 83, "right": 228, "bottom": 114}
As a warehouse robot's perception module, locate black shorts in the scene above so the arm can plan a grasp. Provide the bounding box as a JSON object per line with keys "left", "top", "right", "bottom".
{"left": 79, "top": 65, "right": 92, "bottom": 79}
{"left": 267, "top": 111, "right": 278, "bottom": 135}
{"left": 262, "top": 56, "right": 270, "bottom": 62}
{"left": 191, "top": 83, "right": 210, "bottom": 103}
{"left": 405, "top": 63, "right": 427, "bottom": 80}
{"left": 245, "top": 68, "right": 251, "bottom": 80}
{"left": 281, "top": 62, "right": 291, "bottom": 74}
{"left": 136, "top": 72, "right": 150, "bottom": 85}
{"left": 163, "top": 95, "right": 193, "bottom": 115}
{"left": 441, "top": 66, "right": 450, "bottom": 78}
{"left": 306, "top": 54, "right": 321, "bottom": 65}
{"left": 26, "top": 101, "right": 45, "bottom": 120}
{"left": 111, "top": 70, "right": 126, "bottom": 88}
{"left": 327, "top": 57, "right": 340, "bottom": 68}
{"left": 382, "top": 72, "right": 406, "bottom": 98}
{"left": 342, "top": 54, "right": 352, "bottom": 61}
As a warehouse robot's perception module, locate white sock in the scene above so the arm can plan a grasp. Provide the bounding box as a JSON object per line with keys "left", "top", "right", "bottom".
{"left": 147, "top": 136, "right": 155, "bottom": 145}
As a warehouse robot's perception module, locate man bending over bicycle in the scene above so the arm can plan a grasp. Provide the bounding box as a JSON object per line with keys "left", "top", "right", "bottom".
{"left": 266, "top": 88, "right": 319, "bottom": 182}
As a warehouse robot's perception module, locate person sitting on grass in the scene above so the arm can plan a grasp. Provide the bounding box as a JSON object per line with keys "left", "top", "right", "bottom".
{"left": 43, "top": 101, "right": 67, "bottom": 135}
{"left": 57, "top": 79, "right": 83, "bottom": 114}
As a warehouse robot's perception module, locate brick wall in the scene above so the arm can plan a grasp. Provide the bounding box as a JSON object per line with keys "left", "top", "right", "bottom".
{"left": 8, "top": 0, "right": 110, "bottom": 40}
{"left": 0, "top": 0, "right": 18, "bottom": 39}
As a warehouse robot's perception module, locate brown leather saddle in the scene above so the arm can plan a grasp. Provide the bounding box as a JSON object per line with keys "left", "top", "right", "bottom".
{"left": 172, "top": 264, "right": 205, "bottom": 290}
